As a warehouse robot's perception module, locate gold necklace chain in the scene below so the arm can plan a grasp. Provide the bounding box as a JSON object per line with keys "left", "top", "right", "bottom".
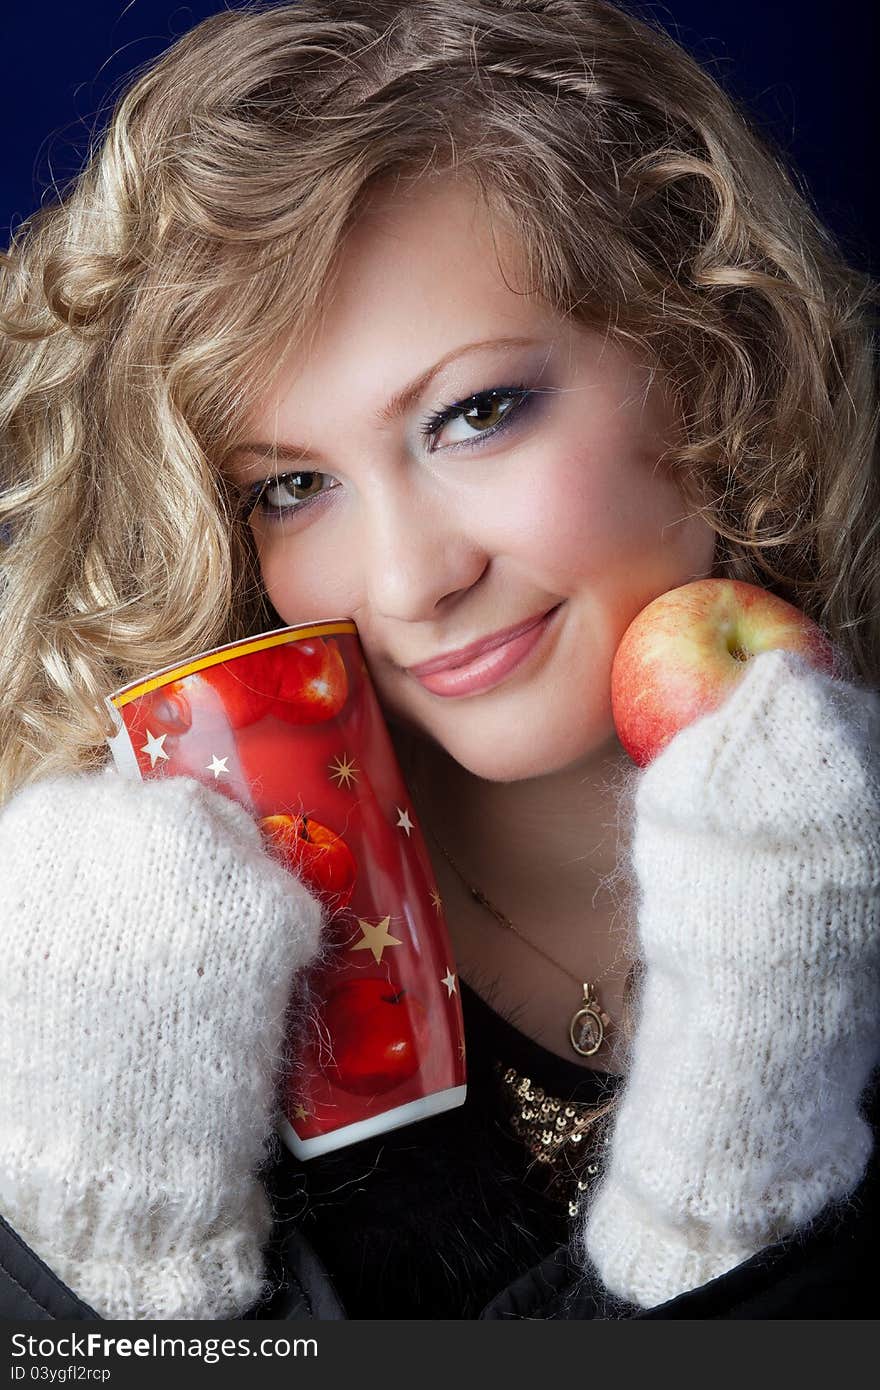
{"left": 416, "top": 808, "right": 633, "bottom": 1060}
{"left": 402, "top": 744, "right": 629, "bottom": 1209}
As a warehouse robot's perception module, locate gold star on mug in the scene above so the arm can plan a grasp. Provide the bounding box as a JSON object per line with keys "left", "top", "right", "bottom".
{"left": 291, "top": 1103, "right": 309, "bottom": 1122}
{"left": 350, "top": 915, "right": 404, "bottom": 965}
{"left": 328, "top": 752, "right": 360, "bottom": 789}
{"left": 429, "top": 887, "right": 443, "bottom": 913}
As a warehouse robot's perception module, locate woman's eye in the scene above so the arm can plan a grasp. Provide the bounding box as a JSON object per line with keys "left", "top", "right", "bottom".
{"left": 247, "top": 469, "right": 337, "bottom": 522}
{"left": 420, "top": 385, "right": 533, "bottom": 450}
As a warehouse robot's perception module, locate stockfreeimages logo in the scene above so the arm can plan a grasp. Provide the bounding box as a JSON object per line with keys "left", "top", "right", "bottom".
{"left": 10, "top": 1332, "right": 318, "bottom": 1366}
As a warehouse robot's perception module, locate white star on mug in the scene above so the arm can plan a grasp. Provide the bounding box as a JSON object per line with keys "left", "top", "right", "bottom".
{"left": 140, "top": 729, "right": 169, "bottom": 769}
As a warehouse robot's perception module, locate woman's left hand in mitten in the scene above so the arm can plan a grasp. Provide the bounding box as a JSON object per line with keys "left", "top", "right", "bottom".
{"left": 578, "top": 647, "right": 880, "bottom": 1311}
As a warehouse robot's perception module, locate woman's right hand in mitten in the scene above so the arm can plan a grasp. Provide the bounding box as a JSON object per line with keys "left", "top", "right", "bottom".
{"left": 0, "top": 768, "right": 326, "bottom": 1320}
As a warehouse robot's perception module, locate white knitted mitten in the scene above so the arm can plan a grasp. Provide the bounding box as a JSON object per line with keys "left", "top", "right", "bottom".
{"left": 578, "top": 648, "right": 880, "bottom": 1310}
{"left": 0, "top": 769, "right": 325, "bottom": 1320}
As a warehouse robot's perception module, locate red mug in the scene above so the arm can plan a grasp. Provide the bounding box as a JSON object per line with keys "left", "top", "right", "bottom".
{"left": 104, "top": 620, "right": 467, "bottom": 1158}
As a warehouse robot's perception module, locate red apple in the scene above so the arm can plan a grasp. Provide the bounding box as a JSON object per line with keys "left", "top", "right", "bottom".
{"left": 268, "top": 640, "right": 349, "bottom": 725}
{"left": 321, "top": 979, "right": 430, "bottom": 1095}
{"left": 259, "top": 813, "right": 357, "bottom": 910}
{"left": 611, "top": 578, "right": 836, "bottom": 767}
{"left": 192, "top": 662, "right": 274, "bottom": 729}
{"left": 189, "top": 639, "right": 349, "bottom": 731}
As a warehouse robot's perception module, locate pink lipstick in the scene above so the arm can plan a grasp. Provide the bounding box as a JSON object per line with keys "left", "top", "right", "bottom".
{"left": 408, "top": 604, "right": 563, "bottom": 698}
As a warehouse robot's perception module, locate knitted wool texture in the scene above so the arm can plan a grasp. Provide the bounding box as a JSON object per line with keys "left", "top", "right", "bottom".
{"left": 0, "top": 770, "right": 325, "bottom": 1320}
{"left": 577, "top": 648, "right": 880, "bottom": 1311}
{"left": 3, "top": 652, "right": 878, "bottom": 1320}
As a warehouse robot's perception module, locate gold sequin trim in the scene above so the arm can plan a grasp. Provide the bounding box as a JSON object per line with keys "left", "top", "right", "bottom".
{"left": 493, "top": 1059, "right": 616, "bottom": 1217}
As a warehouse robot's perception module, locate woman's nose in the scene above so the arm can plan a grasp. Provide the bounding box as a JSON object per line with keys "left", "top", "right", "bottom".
{"left": 359, "top": 478, "right": 488, "bottom": 623}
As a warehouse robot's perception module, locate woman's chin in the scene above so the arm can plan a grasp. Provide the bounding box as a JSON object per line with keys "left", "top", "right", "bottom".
{"left": 425, "top": 722, "right": 616, "bottom": 785}
{"left": 382, "top": 687, "right": 618, "bottom": 785}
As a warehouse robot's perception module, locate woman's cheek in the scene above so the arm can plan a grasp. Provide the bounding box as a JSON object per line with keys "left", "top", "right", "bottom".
{"left": 258, "top": 529, "right": 357, "bottom": 627}
{"left": 503, "top": 450, "right": 622, "bottom": 580}
{"left": 523, "top": 446, "right": 714, "bottom": 643}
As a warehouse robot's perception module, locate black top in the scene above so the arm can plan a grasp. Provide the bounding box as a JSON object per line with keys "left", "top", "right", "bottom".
{"left": 263, "top": 979, "right": 624, "bottom": 1318}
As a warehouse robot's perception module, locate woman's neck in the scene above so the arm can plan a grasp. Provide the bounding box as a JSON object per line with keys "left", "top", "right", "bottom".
{"left": 397, "top": 722, "right": 635, "bottom": 930}
{"left": 392, "top": 721, "right": 639, "bottom": 1073}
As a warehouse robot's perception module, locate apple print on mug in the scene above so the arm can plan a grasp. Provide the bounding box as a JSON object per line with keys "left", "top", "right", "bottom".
{"left": 104, "top": 620, "right": 467, "bottom": 1159}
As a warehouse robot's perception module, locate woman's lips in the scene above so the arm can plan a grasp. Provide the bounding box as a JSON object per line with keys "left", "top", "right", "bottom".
{"left": 408, "top": 604, "right": 563, "bottom": 697}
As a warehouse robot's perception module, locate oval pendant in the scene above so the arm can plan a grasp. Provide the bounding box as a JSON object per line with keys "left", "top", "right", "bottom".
{"left": 570, "top": 1005, "right": 604, "bottom": 1057}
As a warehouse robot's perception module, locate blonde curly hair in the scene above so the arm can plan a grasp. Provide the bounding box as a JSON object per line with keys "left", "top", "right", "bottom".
{"left": 2, "top": 0, "right": 878, "bottom": 809}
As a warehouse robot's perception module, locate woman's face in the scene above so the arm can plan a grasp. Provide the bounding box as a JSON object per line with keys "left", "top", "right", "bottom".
{"left": 229, "top": 176, "right": 716, "bottom": 782}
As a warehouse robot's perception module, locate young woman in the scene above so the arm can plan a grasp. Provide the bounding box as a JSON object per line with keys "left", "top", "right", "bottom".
{"left": 1, "top": 0, "right": 877, "bottom": 1320}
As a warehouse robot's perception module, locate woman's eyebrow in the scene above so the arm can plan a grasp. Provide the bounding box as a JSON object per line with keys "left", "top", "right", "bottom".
{"left": 374, "top": 334, "right": 544, "bottom": 424}
{"left": 230, "top": 334, "right": 546, "bottom": 467}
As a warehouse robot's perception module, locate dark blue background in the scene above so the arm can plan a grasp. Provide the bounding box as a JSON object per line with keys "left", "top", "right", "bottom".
{"left": 3, "top": 2, "right": 877, "bottom": 272}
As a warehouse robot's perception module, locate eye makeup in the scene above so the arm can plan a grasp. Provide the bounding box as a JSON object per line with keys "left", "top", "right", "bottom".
{"left": 418, "top": 382, "right": 532, "bottom": 447}
{"left": 241, "top": 379, "right": 548, "bottom": 525}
